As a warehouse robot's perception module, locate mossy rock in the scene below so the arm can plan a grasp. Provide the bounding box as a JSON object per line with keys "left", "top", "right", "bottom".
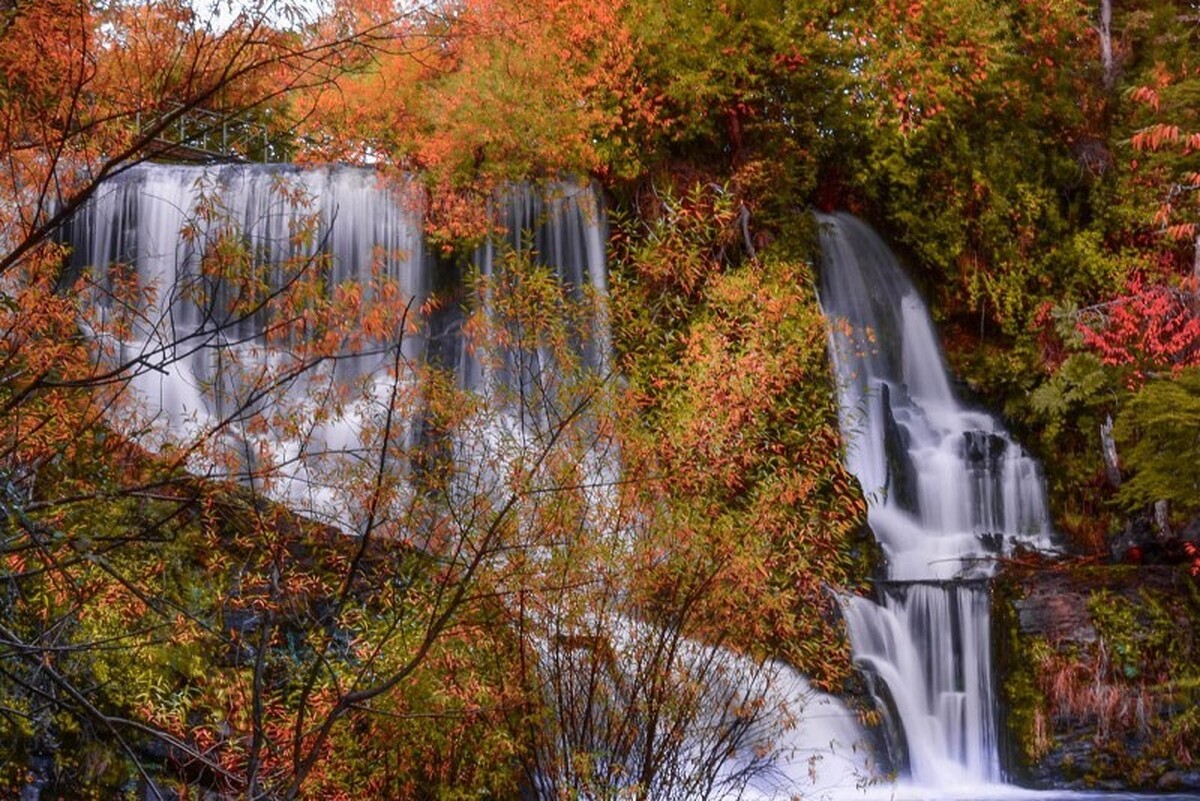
{"left": 994, "top": 563, "right": 1200, "bottom": 790}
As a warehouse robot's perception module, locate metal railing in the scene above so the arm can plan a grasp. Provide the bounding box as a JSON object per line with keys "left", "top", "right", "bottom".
{"left": 136, "top": 103, "right": 282, "bottom": 163}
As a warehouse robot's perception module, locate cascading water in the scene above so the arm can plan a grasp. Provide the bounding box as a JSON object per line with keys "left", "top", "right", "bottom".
{"left": 67, "top": 164, "right": 433, "bottom": 526}
{"left": 421, "top": 181, "right": 609, "bottom": 393}
{"left": 817, "top": 212, "right": 1055, "bottom": 789}
{"left": 65, "top": 164, "right": 609, "bottom": 529}
{"left": 68, "top": 167, "right": 424, "bottom": 411}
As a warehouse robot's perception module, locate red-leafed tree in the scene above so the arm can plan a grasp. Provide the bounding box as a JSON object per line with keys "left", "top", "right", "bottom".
{"left": 1122, "top": 61, "right": 1200, "bottom": 278}
{"left": 1077, "top": 274, "right": 1200, "bottom": 386}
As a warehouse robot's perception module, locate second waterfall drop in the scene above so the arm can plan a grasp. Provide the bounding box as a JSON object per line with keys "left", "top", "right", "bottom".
{"left": 816, "top": 213, "right": 1055, "bottom": 788}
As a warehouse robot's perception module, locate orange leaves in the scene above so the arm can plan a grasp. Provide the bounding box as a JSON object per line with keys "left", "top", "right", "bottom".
{"left": 1129, "top": 85, "right": 1161, "bottom": 113}
{"left": 1120, "top": 61, "right": 1200, "bottom": 241}
{"left": 425, "top": 184, "right": 501, "bottom": 252}
{"left": 1164, "top": 222, "right": 1197, "bottom": 241}
{"left": 298, "top": 0, "right": 644, "bottom": 195}
{"left": 0, "top": 247, "right": 98, "bottom": 489}
{"left": 619, "top": 253, "right": 866, "bottom": 682}
{"left": 334, "top": 1, "right": 661, "bottom": 192}
{"left": 1130, "top": 123, "right": 1181, "bottom": 152}
{"left": 1150, "top": 60, "right": 1178, "bottom": 90}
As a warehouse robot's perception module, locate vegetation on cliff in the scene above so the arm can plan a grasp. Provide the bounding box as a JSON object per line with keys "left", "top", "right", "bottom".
{"left": 994, "top": 565, "right": 1200, "bottom": 789}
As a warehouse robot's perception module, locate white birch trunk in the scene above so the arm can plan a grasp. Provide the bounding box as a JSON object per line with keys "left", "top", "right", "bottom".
{"left": 1100, "top": 0, "right": 1115, "bottom": 88}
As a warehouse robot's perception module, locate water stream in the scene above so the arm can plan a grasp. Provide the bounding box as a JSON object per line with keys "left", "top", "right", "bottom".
{"left": 65, "top": 170, "right": 1181, "bottom": 797}
{"left": 817, "top": 212, "right": 1056, "bottom": 790}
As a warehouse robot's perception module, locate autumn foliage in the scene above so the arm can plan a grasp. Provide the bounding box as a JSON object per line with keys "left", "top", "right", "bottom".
{"left": 7, "top": 0, "right": 1200, "bottom": 794}
{"left": 1077, "top": 275, "right": 1200, "bottom": 385}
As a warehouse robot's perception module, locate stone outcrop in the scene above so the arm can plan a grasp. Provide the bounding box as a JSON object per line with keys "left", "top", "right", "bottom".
{"left": 993, "top": 564, "right": 1200, "bottom": 791}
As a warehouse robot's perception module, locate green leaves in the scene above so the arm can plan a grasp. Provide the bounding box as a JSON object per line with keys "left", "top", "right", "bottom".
{"left": 1029, "top": 353, "right": 1114, "bottom": 441}
{"left": 1113, "top": 367, "right": 1200, "bottom": 514}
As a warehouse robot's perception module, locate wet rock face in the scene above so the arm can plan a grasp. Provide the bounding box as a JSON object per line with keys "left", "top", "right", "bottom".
{"left": 879, "top": 383, "right": 920, "bottom": 516}
{"left": 962, "top": 430, "right": 1007, "bottom": 471}
{"left": 993, "top": 564, "right": 1200, "bottom": 792}
{"left": 1009, "top": 573, "right": 1096, "bottom": 644}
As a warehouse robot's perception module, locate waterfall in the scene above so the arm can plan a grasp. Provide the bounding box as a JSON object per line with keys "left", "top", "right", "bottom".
{"left": 66, "top": 163, "right": 429, "bottom": 435}
{"left": 64, "top": 164, "right": 607, "bottom": 529}
{"left": 817, "top": 212, "right": 1054, "bottom": 788}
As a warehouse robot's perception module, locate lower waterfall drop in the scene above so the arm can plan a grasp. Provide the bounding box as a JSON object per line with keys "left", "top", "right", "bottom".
{"left": 816, "top": 212, "right": 1055, "bottom": 790}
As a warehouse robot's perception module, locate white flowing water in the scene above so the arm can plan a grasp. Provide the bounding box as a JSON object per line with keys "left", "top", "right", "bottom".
{"left": 66, "top": 164, "right": 610, "bottom": 530}
{"left": 68, "top": 164, "right": 433, "bottom": 526}
{"left": 817, "top": 212, "right": 1055, "bottom": 789}
{"left": 528, "top": 611, "right": 875, "bottom": 800}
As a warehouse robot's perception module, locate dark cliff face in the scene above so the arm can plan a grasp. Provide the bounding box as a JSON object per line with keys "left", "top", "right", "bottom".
{"left": 993, "top": 564, "right": 1200, "bottom": 792}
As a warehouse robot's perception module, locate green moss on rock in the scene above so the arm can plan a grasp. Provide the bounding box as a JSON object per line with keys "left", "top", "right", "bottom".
{"left": 994, "top": 564, "right": 1200, "bottom": 790}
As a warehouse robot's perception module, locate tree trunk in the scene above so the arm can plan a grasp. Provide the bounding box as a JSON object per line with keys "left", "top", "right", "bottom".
{"left": 1154, "top": 499, "right": 1172, "bottom": 541}
{"left": 1100, "top": 0, "right": 1115, "bottom": 88}
{"left": 1100, "top": 415, "right": 1122, "bottom": 488}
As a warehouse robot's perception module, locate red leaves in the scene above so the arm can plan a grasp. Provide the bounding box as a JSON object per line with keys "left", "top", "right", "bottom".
{"left": 1185, "top": 541, "right": 1200, "bottom": 576}
{"left": 772, "top": 49, "right": 808, "bottom": 72}
{"left": 1077, "top": 275, "right": 1200, "bottom": 386}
